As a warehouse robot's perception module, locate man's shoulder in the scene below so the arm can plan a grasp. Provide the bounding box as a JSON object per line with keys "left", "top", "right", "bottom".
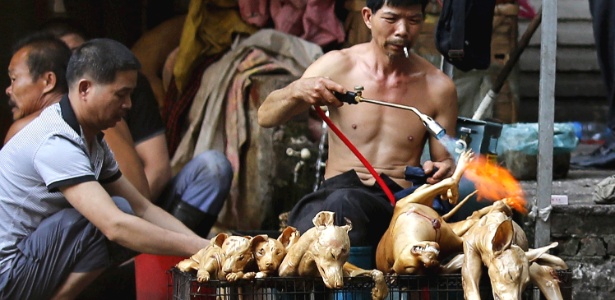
{"left": 309, "top": 46, "right": 364, "bottom": 77}
{"left": 23, "top": 104, "right": 81, "bottom": 144}
{"left": 419, "top": 59, "right": 454, "bottom": 86}
{"left": 320, "top": 44, "right": 368, "bottom": 60}
{"left": 2, "top": 105, "right": 80, "bottom": 166}
{"left": 315, "top": 48, "right": 349, "bottom": 64}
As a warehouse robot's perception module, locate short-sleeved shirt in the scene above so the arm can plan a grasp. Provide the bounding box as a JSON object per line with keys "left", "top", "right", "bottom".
{"left": 124, "top": 72, "right": 165, "bottom": 145}
{"left": 0, "top": 95, "right": 121, "bottom": 273}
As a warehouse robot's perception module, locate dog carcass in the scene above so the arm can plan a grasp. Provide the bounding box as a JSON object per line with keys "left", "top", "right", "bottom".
{"left": 279, "top": 211, "right": 389, "bottom": 300}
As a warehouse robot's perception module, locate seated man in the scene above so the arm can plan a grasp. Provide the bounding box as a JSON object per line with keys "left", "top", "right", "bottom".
{"left": 4, "top": 32, "right": 153, "bottom": 199}
{"left": 4, "top": 32, "right": 71, "bottom": 144}
{"left": 257, "top": 0, "right": 457, "bottom": 248}
{"left": 121, "top": 70, "right": 232, "bottom": 236}
{"left": 0, "top": 38, "right": 210, "bottom": 299}
{"left": 23, "top": 21, "right": 233, "bottom": 237}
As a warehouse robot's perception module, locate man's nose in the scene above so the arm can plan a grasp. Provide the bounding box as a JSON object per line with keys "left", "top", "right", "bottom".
{"left": 5, "top": 85, "right": 11, "bottom": 96}
{"left": 394, "top": 21, "right": 409, "bottom": 38}
{"left": 123, "top": 96, "right": 132, "bottom": 110}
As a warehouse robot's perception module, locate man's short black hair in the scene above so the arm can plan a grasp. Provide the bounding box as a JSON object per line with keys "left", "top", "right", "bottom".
{"left": 367, "top": 0, "right": 429, "bottom": 14}
{"left": 67, "top": 38, "right": 141, "bottom": 86}
{"left": 11, "top": 32, "right": 71, "bottom": 94}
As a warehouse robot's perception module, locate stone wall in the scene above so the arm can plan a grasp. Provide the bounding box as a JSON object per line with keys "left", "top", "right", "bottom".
{"left": 548, "top": 205, "right": 615, "bottom": 298}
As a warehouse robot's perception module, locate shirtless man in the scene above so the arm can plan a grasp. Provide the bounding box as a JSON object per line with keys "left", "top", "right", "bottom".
{"left": 258, "top": 0, "right": 458, "bottom": 248}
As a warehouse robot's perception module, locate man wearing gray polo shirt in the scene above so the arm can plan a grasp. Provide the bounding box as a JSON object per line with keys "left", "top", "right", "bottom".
{"left": 0, "top": 38, "right": 209, "bottom": 299}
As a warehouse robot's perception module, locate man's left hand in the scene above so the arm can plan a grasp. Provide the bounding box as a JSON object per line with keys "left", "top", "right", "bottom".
{"left": 422, "top": 158, "right": 454, "bottom": 184}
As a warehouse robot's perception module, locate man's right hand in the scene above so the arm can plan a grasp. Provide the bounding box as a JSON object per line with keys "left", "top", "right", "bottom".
{"left": 289, "top": 76, "right": 346, "bottom": 108}
{"left": 258, "top": 76, "right": 346, "bottom": 127}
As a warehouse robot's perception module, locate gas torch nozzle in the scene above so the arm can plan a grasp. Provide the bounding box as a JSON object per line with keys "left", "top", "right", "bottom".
{"left": 412, "top": 110, "right": 447, "bottom": 140}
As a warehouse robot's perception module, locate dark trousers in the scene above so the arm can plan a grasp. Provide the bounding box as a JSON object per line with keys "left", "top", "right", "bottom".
{"left": 589, "top": 0, "right": 615, "bottom": 134}
{"left": 0, "top": 197, "right": 135, "bottom": 300}
{"left": 287, "top": 170, "right": 403, "bottom": 248}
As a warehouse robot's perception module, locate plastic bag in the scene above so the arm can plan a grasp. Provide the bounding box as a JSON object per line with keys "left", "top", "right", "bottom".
{"left": 497, "top": 122, "right": 579, "bottom": 156}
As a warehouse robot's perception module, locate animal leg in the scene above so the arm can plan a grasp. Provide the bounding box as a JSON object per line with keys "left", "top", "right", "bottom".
{"left": 176, "top": 258, "right": 199, "bottom": 272}
{"left": 396, "top": 151, "right": 474, "bottom": 209}
{"left": 343, "top": 262, "right": 389, "bottom": 300}
{"left": 280, "top": 228, "right": 318, "bottom": 276}
{"left": 396, "top": 177, "right": 458, "bottom": 208}
{"left": 177, "top": 247, "right": 210, "bottom": 272}
{"left": 529, "top": 263, "right": 564, "bottom": 300}
{"left": 226, "top": 271, "right": 256, "bottom": 282}
{"left": 461, "top": 245, "right": 483, "bottom": 300}
{"left": 279, "top": 254, "right": 300, "bottom": 276}
{"left": 196, "top": 269, "right": 212, "bottom": 283}
{"left": 534, "top": 253, "right": 568, "bottom": 270}
{"left": 197, "top": 259, "right": 220, "bottom": 282}
{"left": 440, "top": 253, "right": 464, "bottom": 274}
{"left": 452, "top": 150, "right": 474, "bottom": 182}
{"left": 526, "top": 243, "right": 562, "bottom": 266}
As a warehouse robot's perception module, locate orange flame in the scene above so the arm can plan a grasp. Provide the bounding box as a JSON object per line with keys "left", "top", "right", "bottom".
{"left": 463, "top": 155, "right": 528, "bottom": 214}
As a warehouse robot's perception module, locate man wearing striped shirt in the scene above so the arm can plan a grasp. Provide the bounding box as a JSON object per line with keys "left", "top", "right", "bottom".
{"left": 0, "top": 38, "right": 210, "bottom": 299}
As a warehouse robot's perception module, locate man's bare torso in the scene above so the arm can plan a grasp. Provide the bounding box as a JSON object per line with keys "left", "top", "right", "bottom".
{"left": 321, "top": 43, "right": 447, "bottom": 188}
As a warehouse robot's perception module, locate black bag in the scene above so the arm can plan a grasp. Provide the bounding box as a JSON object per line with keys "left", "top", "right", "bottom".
{"left": 435, "top": 0, "right": 497, "bottom": 72}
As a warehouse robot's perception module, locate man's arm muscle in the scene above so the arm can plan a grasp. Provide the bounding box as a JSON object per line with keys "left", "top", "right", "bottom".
{"left": 61, "top": 179, "right": 207, "bottom": 256}
{"left": 134, "top": 133, "right": 172, "bottom": 200}
{"left": 103, "top": 119, "right": 151, "bottom": 199}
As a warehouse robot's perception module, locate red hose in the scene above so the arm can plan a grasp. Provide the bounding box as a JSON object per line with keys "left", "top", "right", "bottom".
{"left": 313, "top": 106, "right": 396, "bottom": 206}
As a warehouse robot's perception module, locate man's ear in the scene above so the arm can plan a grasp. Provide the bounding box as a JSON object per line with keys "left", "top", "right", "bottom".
{"left": 362, "top": 7, "right": 373, "bottom": 29}
{"left": 41, "top": 72, "right": 57, "bottom": 94}
{"left": 78, "top": 79, "right": 91, "bottom": 99}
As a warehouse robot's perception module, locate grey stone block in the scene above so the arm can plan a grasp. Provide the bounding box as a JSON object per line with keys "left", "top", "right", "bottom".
{"left": 566, "top": 259, "right": 615, "bottom": 299}
{"left": 556, "top": 237, "right": 580, "bottom": 257}
{"left": 578, "top": 237, "right": 606, "bottom": 257}
{"left": 604, "top": 235, "right": 615, "bottom": 256}
{"left": 551, "top": 206, "right": 615, "bottom": 237}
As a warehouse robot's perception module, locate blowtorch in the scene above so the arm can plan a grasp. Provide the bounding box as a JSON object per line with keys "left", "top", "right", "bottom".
{"left": 333, "top": 86, "right": 447, "bottom": 140}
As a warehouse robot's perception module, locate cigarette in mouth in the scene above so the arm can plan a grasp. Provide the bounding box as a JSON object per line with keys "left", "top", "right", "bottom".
{"left": 403, "top": 47, "right": 409, "bottom": 58}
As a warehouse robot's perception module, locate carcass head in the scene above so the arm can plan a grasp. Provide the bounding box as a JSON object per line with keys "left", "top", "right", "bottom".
{"left": 486, "top": 220, "right": 530, "bottom": 300}
{"left": 251, "top": 235, "right": 279, "bottom": 274}
{"left": 392, "top": 241, "right": 441, "bottom": 274}
{"left": 411, "top": 241, "right": 440, "bottom": 268}
{"left": 488, "top": 246, "right": 530, "bottom": 300}
{"left": 310, "top": 211, "right": 352, "bottom": 289}
{"left": 252, "top": 227, "right": 299, "bottom": 275}
{"left": 220, "top": 235, "right": 254, "bottom": 275}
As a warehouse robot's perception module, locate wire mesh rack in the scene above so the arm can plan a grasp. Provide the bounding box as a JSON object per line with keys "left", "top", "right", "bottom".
{"left": 169, "top": 268, "right": 572, "bottom": 300}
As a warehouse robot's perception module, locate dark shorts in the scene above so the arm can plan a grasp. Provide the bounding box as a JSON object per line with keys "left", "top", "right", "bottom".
{"left": 0, "top": 197, "right": 136, "bottom": 299}
{"left": 287, "top": 170, "right": 403, "bottom": 248}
